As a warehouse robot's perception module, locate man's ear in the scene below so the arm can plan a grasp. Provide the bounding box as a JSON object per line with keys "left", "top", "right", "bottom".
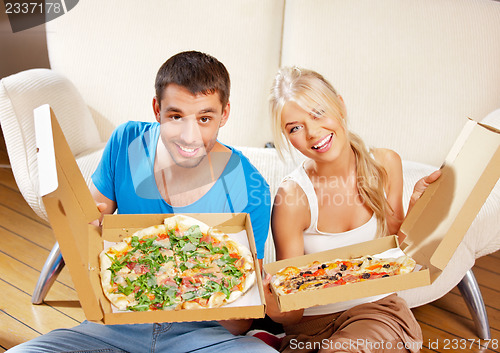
{"left": 219, "top": 102, "right": 230, "bottom": 127}
{"left": 153, "top": 96, "right": 161, "bottom": 123}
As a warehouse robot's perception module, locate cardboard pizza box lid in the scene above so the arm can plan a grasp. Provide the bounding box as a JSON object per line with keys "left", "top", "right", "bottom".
{"left": 35, "top": 104, "right": 104, "bottom": 321}
{"left": 399, "top": 118, "right": 500, "bottom": 281}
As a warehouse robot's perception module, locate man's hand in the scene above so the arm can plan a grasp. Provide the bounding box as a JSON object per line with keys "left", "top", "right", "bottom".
{"left": 89, "top": 182, "right": 117, "bottom": 226}
{"left": 90, "top": 203, "right": 108, "bottom": 226}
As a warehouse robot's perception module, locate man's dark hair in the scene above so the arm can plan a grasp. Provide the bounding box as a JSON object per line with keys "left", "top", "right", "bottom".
{"left": 155, "top": 51, "right": 230, "bottom": 108}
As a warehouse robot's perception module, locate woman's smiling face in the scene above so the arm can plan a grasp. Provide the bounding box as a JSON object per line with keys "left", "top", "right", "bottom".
{"left": 281, "top": 100, "right": 349, "bottom": 162}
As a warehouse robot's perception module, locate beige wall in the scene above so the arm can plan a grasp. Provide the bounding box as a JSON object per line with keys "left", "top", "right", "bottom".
{"left": 0, "top": 3, "right": 50, "bottom": 79}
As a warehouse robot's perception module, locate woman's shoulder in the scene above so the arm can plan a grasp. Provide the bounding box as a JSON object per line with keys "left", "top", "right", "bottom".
{"left": 274, "top": 178, "right": 310, "bottom": 212}
{"left": 370, "top": 148, "right": 402, "bottom": 171}
{"left": 371, "top": 148, "right": 404, "bottom": 198}
{"left": 276, "top": 178, "right": 307, "bottom": 202}
{"left": 371, "top": 148, "right": 403, "bottom": 189}
{"left": 273, "top": 178, "right": 311, "bottom": 235}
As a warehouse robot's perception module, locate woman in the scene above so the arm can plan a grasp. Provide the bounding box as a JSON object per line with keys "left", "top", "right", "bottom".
{"left": 264, "top": 67, "right": 440, "bottom": 353}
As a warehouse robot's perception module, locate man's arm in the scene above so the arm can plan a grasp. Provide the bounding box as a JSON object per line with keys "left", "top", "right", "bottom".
{"left": 90, "top": 181, "right": 117, "bottom": 223}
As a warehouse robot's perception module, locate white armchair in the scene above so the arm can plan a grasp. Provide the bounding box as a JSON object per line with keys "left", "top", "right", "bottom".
{"left": 0, "top": 68, "right": 106, "bottom": 302}
{"left": 1, "top": 0, "right": 499, "bottom": 340}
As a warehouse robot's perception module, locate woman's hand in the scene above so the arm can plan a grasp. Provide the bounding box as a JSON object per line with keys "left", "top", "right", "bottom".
{"left": 263, "top": 273, "right": 303, "bottom": 325}
{"left": 263, "top": 274, "right": 282, "bottom": 320}
{"left": 398, "top": 169, "right": 441, "bottom": 243}
{"left": 407, "top": 169, "right": 442, "bottom": 214}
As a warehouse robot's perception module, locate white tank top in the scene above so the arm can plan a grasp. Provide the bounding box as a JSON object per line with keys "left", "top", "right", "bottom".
{"left": 283, "top": 162, "right": 387, "bottom": 315}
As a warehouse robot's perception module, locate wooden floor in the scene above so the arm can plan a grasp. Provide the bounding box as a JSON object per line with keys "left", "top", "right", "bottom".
{"left": 0, "top": 131, "right": 498, "bottom": 353}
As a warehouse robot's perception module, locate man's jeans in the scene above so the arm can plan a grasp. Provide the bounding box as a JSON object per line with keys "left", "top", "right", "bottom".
{"left": 7, "top": 320, "right": 277, "bottom": 353}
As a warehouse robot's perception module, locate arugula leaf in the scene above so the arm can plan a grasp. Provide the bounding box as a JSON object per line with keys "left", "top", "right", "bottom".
{"left": 220, "top": 283, "right": 231, "bottom": 298}
{"left": 222, "top": 264, "right": 243, "bottom": 278}
{"left": 129, "top": 303, "right": 150, "bottom": 311}
{"left": 194, "top": 262, "right": 211, "bottom": 269}
{"left": 177, "top": 239, "right": 186, "bottom": 250}
{"left": 117, "top": 283, "right": 134, "bottom": 296}
{"left": 130, "top": 236, "right": 140, "bottom": 248}
{"left": 200, "top": 272, "right": 216, "bottom": 278}
{"left": 108, "top": 261, "right": 125, "bottom": 275}
{"left": 200, "top": 242, "right": 213, "bottom": 252}
{"left": 204, "top": 280, "right": 221, "bottom": 293}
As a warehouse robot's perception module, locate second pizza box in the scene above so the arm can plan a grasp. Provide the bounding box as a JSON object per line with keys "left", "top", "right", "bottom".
{"left": 264, "top": 118, "right": 500, "bottom": 312}
{"left": 34, "top": 105, "right": 266, "bottom": 324}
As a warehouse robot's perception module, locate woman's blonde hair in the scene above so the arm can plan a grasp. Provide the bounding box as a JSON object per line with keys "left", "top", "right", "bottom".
{"left": 270, "top": 67, "right": 393, "bottom": 237}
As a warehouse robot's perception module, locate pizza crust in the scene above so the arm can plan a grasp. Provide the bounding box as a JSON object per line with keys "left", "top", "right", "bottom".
{"left": 164, "top": 214, "right": 210, "bottom": 235}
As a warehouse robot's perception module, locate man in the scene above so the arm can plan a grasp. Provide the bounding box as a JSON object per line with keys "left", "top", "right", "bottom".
{"left": 9, "top": 51, "right": 275, "bottom": 352}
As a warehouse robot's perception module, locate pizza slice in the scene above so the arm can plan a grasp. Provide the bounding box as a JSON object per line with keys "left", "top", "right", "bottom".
{"left": 99, "top": 224, "right": 182, "bottom": 311}
{"left": 354, "top": 255, "right": 417, "bottom": 280}
{"left": 165, "top": 216, "right": 256, "bottom": 309}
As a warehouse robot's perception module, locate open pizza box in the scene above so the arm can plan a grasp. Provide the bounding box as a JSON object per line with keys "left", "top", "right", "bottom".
{"left": 264, "top": 117, "right": 500, "bottom": 312}
{"left": 34, "top": 105, "right": 266, "bottom": 324}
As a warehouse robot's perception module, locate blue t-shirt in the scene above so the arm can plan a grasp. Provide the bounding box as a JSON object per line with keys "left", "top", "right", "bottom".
{"left": 92, "top": 121, "right": 271, "bottom": 259}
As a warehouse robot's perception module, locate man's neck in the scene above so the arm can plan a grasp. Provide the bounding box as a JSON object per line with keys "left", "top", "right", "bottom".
{"left": 154, "top": 143, "right": 231, "bottom": 207}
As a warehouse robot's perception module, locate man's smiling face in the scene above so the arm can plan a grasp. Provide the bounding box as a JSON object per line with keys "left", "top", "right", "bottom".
{"left": 154, "top": 84, "right": 229, "bottom": 169}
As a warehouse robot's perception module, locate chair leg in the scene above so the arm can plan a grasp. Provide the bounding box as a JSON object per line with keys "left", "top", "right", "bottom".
{"left": 31, "top": 242, "right": 65, "bottom": 304}
{"left": 457, "top": 269, "right": 491, "bottom": 340}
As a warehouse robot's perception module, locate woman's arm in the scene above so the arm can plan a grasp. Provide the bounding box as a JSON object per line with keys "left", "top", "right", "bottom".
{"left": 372, "top": 148, "right": 405, "bottom": 236}
{"left": 374, "top": 149, "right": 441, "bottom": 242}
{"left": 264, "top": 180, "right": 310, "bottom": 325}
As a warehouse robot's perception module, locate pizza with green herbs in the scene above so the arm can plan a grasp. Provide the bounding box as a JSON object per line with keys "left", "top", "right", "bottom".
{"left": 99, "top": 215, "right": 255, "bottom": 311}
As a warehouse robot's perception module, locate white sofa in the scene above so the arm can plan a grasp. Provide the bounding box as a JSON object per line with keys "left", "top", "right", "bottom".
{"left": 1, "top": 0, "right": 499, "bottom": 337}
